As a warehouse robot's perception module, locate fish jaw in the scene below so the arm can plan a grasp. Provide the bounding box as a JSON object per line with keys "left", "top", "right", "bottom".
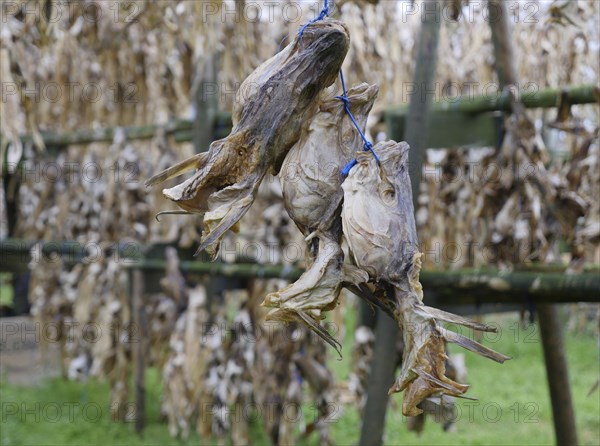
{"left": 263, "top": 235, "right": 368, "bottom": 356}
{"left": 197, "top": 171, "right": 265, "bottom": 259}
{"left": 263, "top": 237, "right": 367, "bottom": 313}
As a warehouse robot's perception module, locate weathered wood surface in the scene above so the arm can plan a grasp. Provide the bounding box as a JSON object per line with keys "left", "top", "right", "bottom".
{"left": 11, "top": 117, "right": 228, "bottom": 148}
{"left": 538, "top": 304, "right": 579, "bottom": 446}
{"left": 385, "top": 84, "right": 599, "bottom": 118}
{"left": 131, "top": 269, "right": 147, "bottom": 434}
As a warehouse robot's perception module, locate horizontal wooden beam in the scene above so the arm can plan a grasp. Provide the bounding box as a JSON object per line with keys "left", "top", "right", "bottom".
{"left": 385, "top": 84, "right": 599, "bottom": 117}
{"left": 5, "top": 86, "right": 595, "bottom": 152}
{"left": 136, "top": 258, "right": 304, "bottom": 281}
{"left": 7, "top": 113, "right": 232, "bottom": 149}
{"left": 421, "top": 268, "right": 600, "bottom": 306}
{"left": 2, "top": 239, "right": 597, "bottom": 305}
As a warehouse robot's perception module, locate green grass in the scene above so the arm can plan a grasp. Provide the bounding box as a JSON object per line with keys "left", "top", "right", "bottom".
{"left": 0, "top": 274, "right": 13, "bottom": 308}
{"left": 1, "top": 312, "right": 598, "bottom": 446}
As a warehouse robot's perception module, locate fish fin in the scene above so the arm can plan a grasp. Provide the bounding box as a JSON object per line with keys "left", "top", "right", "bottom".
{"left": 145, "top": 153, "right": 207, "bottom": 187}
{"left": 266, "top": 308, "right": 342, "bottom": 359}
{"left": 296, "top": 309, "right": 342, "bottom": 359}
{"left": 196, "top": 177, "right": 262, "bottom": 258}
{"left": 415, "top": 367, "right": 469, "bottom": 395}
{"left": 439, "top": 327, "right": 511, "bottom": 363}
{"left": 421, "top": 306, "right": 498, "bottom": 333}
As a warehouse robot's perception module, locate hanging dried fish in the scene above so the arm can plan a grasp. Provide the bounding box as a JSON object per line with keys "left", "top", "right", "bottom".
{"left": 294, "top": 339, "right": 337, "bottom": 445}
{"left": 262, "top": 83, "right": 378, "bottom": 351}
{"left": 341, "top": 141, "right": 510, "bottom": 416}
{"left": 146, "top": 20, "right": 350, "bottom": 257}
{"left": 162, "top": 285, "right": 211, "bottom": 439}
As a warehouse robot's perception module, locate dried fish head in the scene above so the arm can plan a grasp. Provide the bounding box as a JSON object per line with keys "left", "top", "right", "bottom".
{"left": 341, "top": 140, "right": 418, "bottom": 288}
{"left": 263, "top": 235, "right": 368, "bottom": 354}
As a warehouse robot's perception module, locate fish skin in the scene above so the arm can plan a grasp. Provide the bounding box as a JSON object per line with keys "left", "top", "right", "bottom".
{"left": 146, "top": 20, "right": 350, "bottom": 258}
{"left": 341, "top": 141, "right": 509, "bottom": 416}
{"left": 342, "top": 140, "right": 418, "bottom": 286}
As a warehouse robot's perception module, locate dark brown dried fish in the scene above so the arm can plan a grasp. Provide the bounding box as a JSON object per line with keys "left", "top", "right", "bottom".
{"left": 146, "top": 20, "right": 350, "bottom": 257}
{"left": 341, "top": 141, "right": 509, "bottom": 416}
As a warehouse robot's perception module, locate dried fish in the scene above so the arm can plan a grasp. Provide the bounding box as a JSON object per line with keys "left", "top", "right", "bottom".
{"left": 147, "top": 20, "right": 350, "bottom": 257}
{"left": 341, "top": 141, "right": 509, "bottom": 416}
{"left": 162, "top": 285, "right": 211, "bottom": 439}
{"left": 262, "top": 84, "right": 377, "bottom": 350}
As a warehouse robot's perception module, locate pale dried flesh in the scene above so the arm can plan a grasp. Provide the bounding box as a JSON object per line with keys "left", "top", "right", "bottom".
{"left": 341, "top": 141, "right": 510, "bottom": 416}
{"left": 146, "top": 20, "right": 350, "bottom": 257}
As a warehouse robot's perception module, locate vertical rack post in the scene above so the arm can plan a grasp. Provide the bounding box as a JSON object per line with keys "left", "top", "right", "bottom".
{"left": 131, "top": 268, "right": 147, "bottom": 434}
{"left": 537, "top": 304, "right": 579, "bottom": 445}
{"left": 192, "top": 52, "right": 219, "bottom": 155}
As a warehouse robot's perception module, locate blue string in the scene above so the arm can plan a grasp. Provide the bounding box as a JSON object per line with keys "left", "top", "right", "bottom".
{"left": 298, "top": 0, "right": 332, "bottom": 40}
{"left": 297, "top": 0, "right": 378, "bottom": 176}
{"left": 335, "top": 70, "right": 380, "bottom": 175}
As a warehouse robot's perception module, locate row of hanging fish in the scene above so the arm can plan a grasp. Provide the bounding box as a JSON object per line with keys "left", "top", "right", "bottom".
{"left": 416, "top": 91, "right": 599, "bottom": 271}
{"left": 148, "top": 18, "right": 509, "bottom": 416}
{"left": 160, "top": 274, "right": 339, "bottom": 446}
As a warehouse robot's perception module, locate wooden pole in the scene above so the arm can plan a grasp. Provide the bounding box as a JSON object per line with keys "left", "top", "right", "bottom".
{"left": 358, "top": 313, "right": 400, "bottom": 445}
{"left": 537, "top": 304, "right": 579, "bottom": 446}
{"left": 405, "top": 3, "right": 443, "bottom": 203}
{"left": 489, "top": 0, "right": 518, "bottom": 87}
{"left": 192, "top": 53, "right": 220, "bottom": 154}
{"left": 488, "top": 2, "right": 579, "bottom": 444}
{"left": 385, "top": 84, "right": 599, "bottom": 117}
{"left": 131, "top": 268, "right": 147, "bottom": 434}
{"left": 360, "top": 3, "right": 442, "bottom": 445}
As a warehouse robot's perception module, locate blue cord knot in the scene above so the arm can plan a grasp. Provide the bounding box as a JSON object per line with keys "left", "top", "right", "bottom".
{"left": 334, "top": 95, "right": 350, "bottom": 108}
{"left": 336, "top": 70, "right": 380, "bottom": 176}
